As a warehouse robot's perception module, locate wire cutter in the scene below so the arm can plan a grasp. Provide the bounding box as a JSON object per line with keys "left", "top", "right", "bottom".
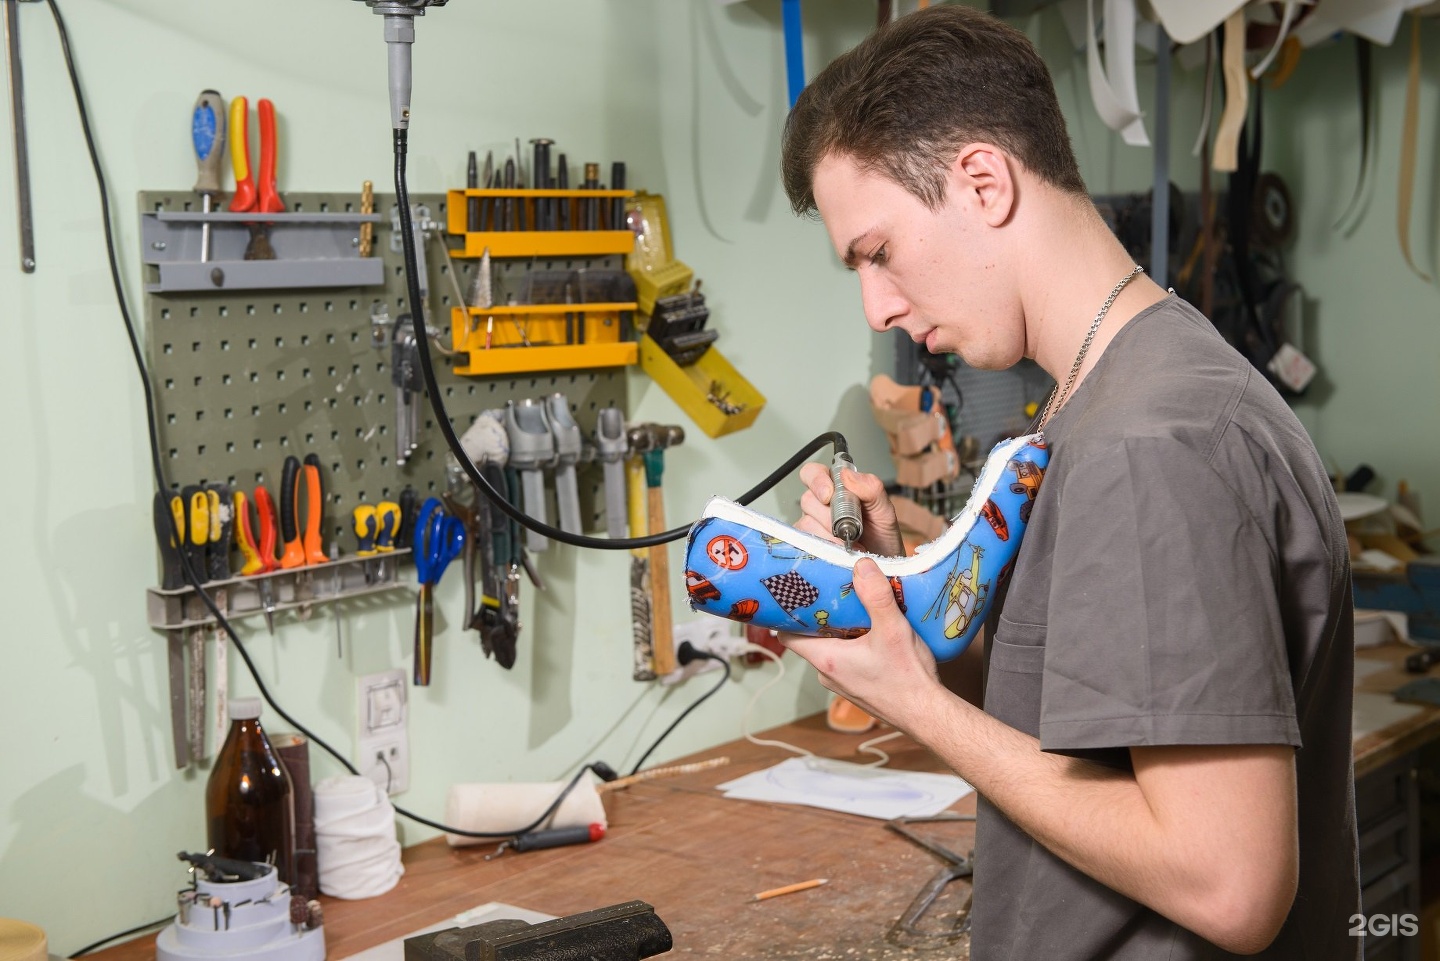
{"left": 412, "top": 497, "right": 465, "bottom": 686}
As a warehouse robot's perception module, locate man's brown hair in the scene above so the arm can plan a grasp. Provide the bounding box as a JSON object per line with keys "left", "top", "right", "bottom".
{"left": 782, "top": 5, "right": 1086, "bottom": 215}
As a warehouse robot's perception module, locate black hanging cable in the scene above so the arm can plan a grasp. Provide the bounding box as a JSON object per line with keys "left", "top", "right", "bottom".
{"left": 390, "top": 127, "right": 850, "bottom": 550}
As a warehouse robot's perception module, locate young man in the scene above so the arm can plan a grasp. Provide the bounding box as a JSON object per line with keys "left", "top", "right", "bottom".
{"left": 779, "top": 7, "right": 1358, "bottom": 959}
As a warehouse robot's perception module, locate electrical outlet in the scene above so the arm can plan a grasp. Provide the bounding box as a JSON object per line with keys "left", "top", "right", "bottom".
{"left": 357, "top": 669, "right": 409, "bottom": 795}
{"left": 660, "top": 619, "right": 744, "bottom": 685}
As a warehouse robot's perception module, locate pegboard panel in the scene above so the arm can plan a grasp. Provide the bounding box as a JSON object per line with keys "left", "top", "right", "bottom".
{"left": 142, "top": 190, "right": 630, "bottom": 550}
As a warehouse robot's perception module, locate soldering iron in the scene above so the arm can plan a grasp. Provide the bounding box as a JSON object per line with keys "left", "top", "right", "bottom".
{"left": 352, "top": 0, "right": 866, "bottom": 552}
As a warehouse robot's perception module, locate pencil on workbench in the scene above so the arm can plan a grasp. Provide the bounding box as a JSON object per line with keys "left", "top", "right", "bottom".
{"left": 752, "top": 878, "right": 829, "bottom": 902}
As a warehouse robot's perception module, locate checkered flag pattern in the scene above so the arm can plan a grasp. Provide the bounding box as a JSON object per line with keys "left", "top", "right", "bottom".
{"left": 761, "top": 571, "right": 820, "bottom": 614}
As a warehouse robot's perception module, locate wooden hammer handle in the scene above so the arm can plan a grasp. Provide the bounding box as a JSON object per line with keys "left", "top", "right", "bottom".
{"left": 647, "top": 485, "right": 676, "bottom": 676}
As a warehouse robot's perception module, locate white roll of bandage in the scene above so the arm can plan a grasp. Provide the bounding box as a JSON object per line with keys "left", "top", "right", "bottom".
{"left": 314, "top": 775, "right": 404, "bottom": 899}
{"left": 443, "top": 778, "right": 607, "bottom": 848}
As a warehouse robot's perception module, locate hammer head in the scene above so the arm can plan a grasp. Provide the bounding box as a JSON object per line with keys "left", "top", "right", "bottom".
{"left": 626, "top": 424, "right": 655, "bottom": 455}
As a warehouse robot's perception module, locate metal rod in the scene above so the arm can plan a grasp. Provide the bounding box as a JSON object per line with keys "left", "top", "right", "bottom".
{"left": 4, "top": 0, "right": 35, "bottom": 272}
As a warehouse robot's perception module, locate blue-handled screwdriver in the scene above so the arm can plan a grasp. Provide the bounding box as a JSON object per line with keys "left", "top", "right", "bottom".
{"left": 191, "top": 90, "right": 226, "bottom": 263}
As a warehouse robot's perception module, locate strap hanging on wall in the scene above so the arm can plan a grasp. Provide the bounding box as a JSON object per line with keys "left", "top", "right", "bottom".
{"left": 1397, "top": 15, "right": 1431, "bottom": 280}
{"left": 1212, "top": 9, "right": 1248, "bottom": 172}
{"left": 1085, "top": 0, "right": 1150, "bottom": 146}
{"left": 1333, "top": 37, "right": 1373, "bottom": 229}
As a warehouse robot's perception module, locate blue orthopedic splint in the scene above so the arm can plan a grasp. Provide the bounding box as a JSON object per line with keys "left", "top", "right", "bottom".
{"left": 684, "top": 433, "right": 1048, "bottom": 662}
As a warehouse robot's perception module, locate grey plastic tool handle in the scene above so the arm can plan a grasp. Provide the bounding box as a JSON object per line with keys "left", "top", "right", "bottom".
{"left": 546, "top": 394, "right": 582, "bottom": 466}
{"left": 504, "top": 400, "right": 555, "bottom": 471}
{"left": 546, "top": 396, "right": 583, "bottom": 535}
{"left": 554, "top": 465, "right": 581, "bottom": 534}
{"left": 595, "top": 406, "right": 626, "bottom": 462}
{"left": 603, "top": 458, "right": 627, "bottom": 539}
{"left": 506, "top": 400, "right": 554, "bottom": 551}
{"left": 520, "top": 468, "right": 548, "bottom": 551}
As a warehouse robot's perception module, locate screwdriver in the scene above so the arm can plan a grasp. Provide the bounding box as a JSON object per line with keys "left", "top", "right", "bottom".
{"left": 191, "top": 90, "right": 226, "bottom": 263}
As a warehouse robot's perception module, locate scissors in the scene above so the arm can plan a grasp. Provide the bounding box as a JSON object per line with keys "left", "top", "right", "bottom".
{"left": 413, "top": 497, "right": 466, "bottom": 686}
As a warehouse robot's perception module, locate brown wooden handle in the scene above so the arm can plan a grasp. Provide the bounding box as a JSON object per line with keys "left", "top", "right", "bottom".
{"left": 647, "top": 486, "right": 676, "bottom": 676}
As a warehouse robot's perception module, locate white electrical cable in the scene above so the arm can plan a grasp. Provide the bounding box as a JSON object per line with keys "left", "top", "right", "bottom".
{"left": 739, "top": 642, "right": 813, "bottom": 758}
{"left": 739, "top": 642, "right": 901, "bottom": 768}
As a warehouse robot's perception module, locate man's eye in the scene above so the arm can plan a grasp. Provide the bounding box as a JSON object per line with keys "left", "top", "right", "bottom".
{"left": 871, "top": 245, "right": 888, "bottom": 266}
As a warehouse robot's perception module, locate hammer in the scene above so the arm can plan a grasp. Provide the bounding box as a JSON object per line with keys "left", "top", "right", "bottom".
{"left": 629, "top": 424, "right": 685, "bottom": 677}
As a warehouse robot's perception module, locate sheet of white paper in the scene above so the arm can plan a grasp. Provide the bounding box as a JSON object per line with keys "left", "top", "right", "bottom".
{"left": 717, "top": 756, "right": 974, "bottom": 820}
{"left": 341, "top": 902, "right": 556, "bottom": 961}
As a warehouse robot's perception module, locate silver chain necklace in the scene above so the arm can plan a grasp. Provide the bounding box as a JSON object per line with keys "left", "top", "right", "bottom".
{"left": 1036, "top": 264, "right": 1143, "bottom": 434}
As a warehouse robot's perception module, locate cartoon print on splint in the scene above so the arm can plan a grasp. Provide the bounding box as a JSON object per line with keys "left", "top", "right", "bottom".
{"left": 980, "top": 498, "right": 1010, "bottom": 541}
{"left": 813, "top": 610, "right": 869, "bottom": 639}
{"left": 1008, "top": 458, "right": 1045, "bottom": 524}
{"left": 760, "top": 534, "right": 818, "bottom": 562}
{"left": 686, "top": 569, "right": 721, "bottom": 604}
{"left": 921, "top": 544, "right": 989, "bottom": 640}
{"left": 839, "top": 576, "right": 908, "bottom": 613}
{"left": 706, "top": 535, "right": 748, "bottom": 571}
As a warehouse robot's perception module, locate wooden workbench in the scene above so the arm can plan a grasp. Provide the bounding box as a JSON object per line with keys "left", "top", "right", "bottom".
{"left": 93, "top": 714, "right": 978, "bottom": 960}
{"left": 88, "top": 643, "right": 1440, "bottom": 960}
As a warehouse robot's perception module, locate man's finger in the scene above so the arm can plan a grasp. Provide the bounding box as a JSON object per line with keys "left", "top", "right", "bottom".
{"left": 851, "top": 557, "right": 903, "bottom": 625}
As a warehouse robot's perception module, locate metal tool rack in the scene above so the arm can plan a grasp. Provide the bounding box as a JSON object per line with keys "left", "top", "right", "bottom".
{"left": 142, "top": 188, "right": 630, "bottom": 629}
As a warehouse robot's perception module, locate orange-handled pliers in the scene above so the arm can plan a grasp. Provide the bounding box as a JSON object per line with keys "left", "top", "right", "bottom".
{"left": 227, "top": 96, "right": 283, "bottom": 215}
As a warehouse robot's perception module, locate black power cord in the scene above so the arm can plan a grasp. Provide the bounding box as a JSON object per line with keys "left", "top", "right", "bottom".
{"left": 67, "top": 918, "right": 172, "bottom": 959}
{"left": 629, "top": 642, "right": 731, "bottom": 775}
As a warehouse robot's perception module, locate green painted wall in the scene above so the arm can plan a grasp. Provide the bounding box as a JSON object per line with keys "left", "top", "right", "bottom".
{"left": 3, "top": 0, "right": 1411, "bottom": 952}
{"left": 1267, "top": 25, "right": 1440, "bottom": 510}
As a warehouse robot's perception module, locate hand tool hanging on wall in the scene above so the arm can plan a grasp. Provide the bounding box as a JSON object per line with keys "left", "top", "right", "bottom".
{"left": 191, "top": 89, "right": 226, "bottom": 264}
{"left": 184, "top": 485, "right": 211, "bottom": 763}
{"left": 279, "top": 455, "right": 307, "bottom": 570}
{"left": 4, "top": 0, "right": 33, "bottom": 272}
{"left": 154, "top": 490, "right": 190, "bottom": 768}
{"left": 392, "top": 315, "right": 423, "bottom": 464}
{"left": 301, "top": 454, "right": 329, "bottom": 564}
{"left": 412, "top": 497, "right": 465, "bottom": 686}
{"left": 234, "top": 486, "right": 279, "bottom": 633}
{"left": 595, "top": 407, "right": 628, "bottom": 539}
{"left": 546, "top": 394, "right": 583, "bottom": 534}
{"left": 625, "top": 436, "right": 655, "bottom": 681}
{"left": 638, "top": 425, "right": 684, "bottom": 676}
{"left": 227, "top": 96, "right": 284, "bottom": 260}
{"left": 505, "top": 399, "right": 556, "bottom": 552}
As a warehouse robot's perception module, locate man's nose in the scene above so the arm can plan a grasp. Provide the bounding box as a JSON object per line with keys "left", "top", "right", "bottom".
{"left": 859, "top": 270, "right": 907, "bottom": 333}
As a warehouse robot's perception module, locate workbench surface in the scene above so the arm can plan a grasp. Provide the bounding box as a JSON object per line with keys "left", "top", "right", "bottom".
{"left": 88, "top": 643, "right": 1440, "bottom": 959}
{"left": 92, "top": 714, "right": 978, "bottom": 960}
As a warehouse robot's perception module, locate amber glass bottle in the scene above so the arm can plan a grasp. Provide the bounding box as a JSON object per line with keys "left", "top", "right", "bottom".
{"left": 206, "top": 697, "right": 295, "bottom": 884}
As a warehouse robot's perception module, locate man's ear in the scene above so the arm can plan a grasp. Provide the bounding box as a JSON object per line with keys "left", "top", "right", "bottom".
{"left": 951, "top": 143, "right": 1015, "bottom": 227}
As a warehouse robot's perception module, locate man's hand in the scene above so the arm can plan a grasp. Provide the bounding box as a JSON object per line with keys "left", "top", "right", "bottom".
{"left": 796, "top": 461, "right": 904, "bottom": 556}
{"left": 783, "top": 557, "right": 944, "bottom": 731}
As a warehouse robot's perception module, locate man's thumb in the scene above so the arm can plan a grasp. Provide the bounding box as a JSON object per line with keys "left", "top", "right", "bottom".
{"left": 852, "top": 558, "right": 902, "bottom": 623}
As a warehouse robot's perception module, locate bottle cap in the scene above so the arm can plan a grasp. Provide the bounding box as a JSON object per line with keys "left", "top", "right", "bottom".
{"left": 229, "top": 697, "right": 262, "bottom": 720}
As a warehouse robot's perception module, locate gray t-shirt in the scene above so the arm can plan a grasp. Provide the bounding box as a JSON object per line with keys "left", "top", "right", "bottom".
{"left": 971, "top": 296, "right": 1359, "bottom": 960}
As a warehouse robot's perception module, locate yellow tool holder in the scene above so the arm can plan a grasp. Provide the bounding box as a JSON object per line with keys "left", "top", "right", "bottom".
{"left": 638, "top": 334, "right": 765, "bottom": 438}
{"left": 446, "top": 188, "right": 641, "bottom": 375}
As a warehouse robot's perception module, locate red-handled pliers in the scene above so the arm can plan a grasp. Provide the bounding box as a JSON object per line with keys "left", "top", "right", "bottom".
{"left": 227, "top": 96, "right": 283, "bottom": 215}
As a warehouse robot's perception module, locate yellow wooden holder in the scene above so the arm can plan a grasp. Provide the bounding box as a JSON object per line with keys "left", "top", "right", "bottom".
{"left": 638, "top": 335, "right": 765, "bottom": 438}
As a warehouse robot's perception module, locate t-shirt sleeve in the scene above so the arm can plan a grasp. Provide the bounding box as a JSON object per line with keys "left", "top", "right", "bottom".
{"left": 1038, "top": 434, "right": 1301, "bottom": 756}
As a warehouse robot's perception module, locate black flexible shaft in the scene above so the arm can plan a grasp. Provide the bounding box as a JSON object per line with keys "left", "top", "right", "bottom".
{"left": 392, "top": 127, "right": 849, "bottom": 549}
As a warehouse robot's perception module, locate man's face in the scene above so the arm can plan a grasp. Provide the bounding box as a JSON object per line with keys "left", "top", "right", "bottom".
{"left": 811, "top": 152, "right": 1023, "bottom": 369}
